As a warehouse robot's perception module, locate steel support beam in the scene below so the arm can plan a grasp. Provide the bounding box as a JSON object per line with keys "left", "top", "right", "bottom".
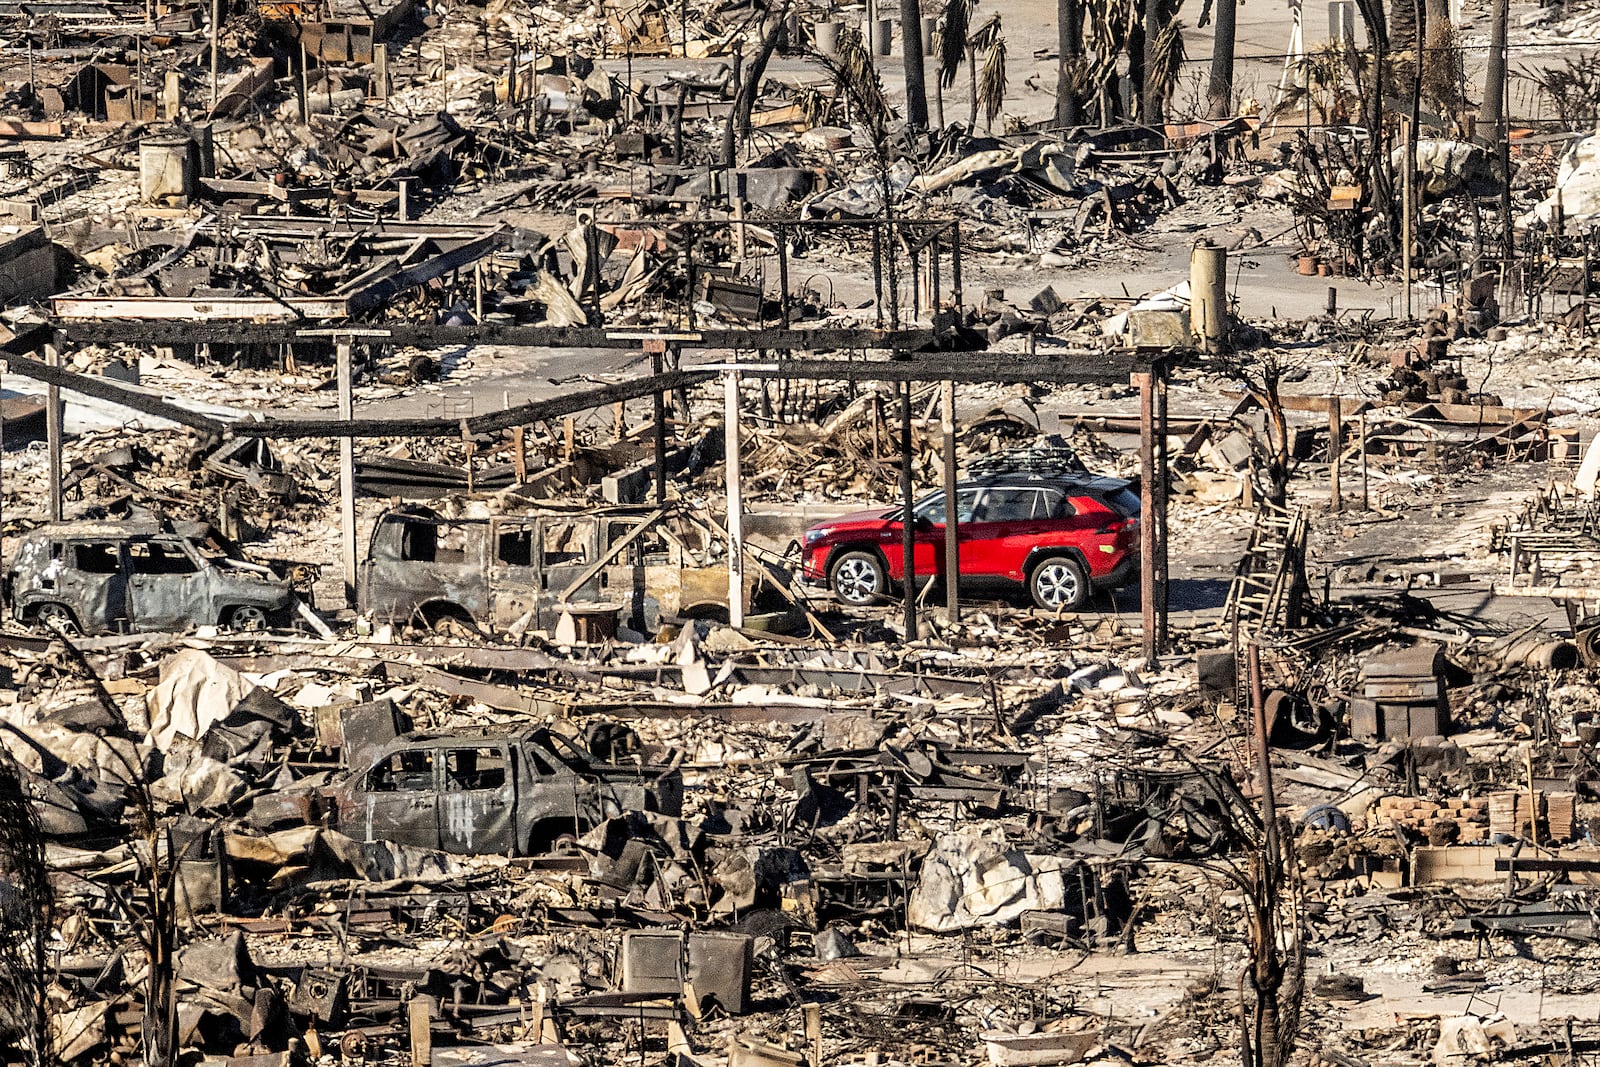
{"left": 724, "top": 370, "right": 745, "bottom": 629}
{"left": 941, "top": 379, "right": 959, "bottom": 622}
{"left": 50, "top": 321, "right": 952, "bottom": 354}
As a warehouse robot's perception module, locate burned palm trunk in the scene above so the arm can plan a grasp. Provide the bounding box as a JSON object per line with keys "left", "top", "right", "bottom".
{"left": 900, "top": 0, "right": 929, "bottom": 127}
{"left": 1055, "top": 0, "right": 1081, "bottom": 125}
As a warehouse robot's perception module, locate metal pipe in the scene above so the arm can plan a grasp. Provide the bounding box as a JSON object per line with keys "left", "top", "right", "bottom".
{"left": 338, "top": 341, "right": 356, "bottom": 607}
{"left": 1138, "top": 369, "right": 1156, "bottom": 666}
{"left": 724, "top": 371, "right": 745, "bottom": 628}
{"left": 900, "top": 379, "right": 916, "bottom": 640}
{"left": 942, "top": 379, "right": 959, "bottom": 621}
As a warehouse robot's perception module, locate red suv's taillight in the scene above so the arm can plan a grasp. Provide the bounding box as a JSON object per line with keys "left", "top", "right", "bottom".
{"left": 1095, "top": 517, "right": 1138, "bottom": 534}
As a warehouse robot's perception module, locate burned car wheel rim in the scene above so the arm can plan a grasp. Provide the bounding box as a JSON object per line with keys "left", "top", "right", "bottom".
{"left": 228, "top": 606, "right": 268, "bottom": 631}
{"left": 35, "top": 604, "right": 78, "bottom": 635}
{"left": 1033, "top": 561, "right": 1083, "bottom": 609}
{"left": 832, "top": 555, "right": 882, "bottom": 604}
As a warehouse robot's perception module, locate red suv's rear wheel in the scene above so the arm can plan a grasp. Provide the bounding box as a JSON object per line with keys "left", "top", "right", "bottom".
{"left": 1030, "top": 556, "right": 1088, "bottom": 610}
{"left": 830, "top": 550, "right": 887, "bottom": 606}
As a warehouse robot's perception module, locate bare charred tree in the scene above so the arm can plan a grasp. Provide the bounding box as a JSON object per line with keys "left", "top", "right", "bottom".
{"left": 0, "top": 752, "right": 50, "bottom": 1067}
{"left": 935, "top": 0, "right": 972, "bottom": 125}
{"left": 1141, "top": 0, "right": 1163, "bottom": 122}
{"left": 973, "top": 16, "right": 1007, "bottom": 133}
{"left": 1238, "top": 824, "right": 1305, "bottom": 1067}
{"left": 722, "top": 2, "right": 790, "bottom": 166}
{"left": 1224, "top": 353, "right": 1296, "bottom": 510}
{"left": 1157, "top": 737, "right": 1306, "bottom": 1067}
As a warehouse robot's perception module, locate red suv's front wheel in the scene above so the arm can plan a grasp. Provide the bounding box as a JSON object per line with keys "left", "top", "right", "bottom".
{"left": 830, "top": 550, "right": 887, "bottom": 606}
{"left": 1030, "top": 556, "right": 1089, "bottom": 610}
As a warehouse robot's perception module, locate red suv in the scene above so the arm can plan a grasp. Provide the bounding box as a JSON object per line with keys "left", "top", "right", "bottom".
{"left": 800, "top": 473, "right": 1141, "bottom": 610}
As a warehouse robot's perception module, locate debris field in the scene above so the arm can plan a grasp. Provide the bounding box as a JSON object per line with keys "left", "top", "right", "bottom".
{"left": 11, "top": 0, "right": 1600, "bottom": 1066}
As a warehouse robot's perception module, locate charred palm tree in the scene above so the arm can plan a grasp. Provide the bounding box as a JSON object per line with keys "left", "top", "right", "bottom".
{"left": 972, "top": 15, "right": 1007, "bottom": 132}
{"left": 811, "top": 26, "right": 902, "bottom": 326}
{"left": 933, "top": 0, "right": 971, "bottom": 126}
{"left": 1052, "top": 0, "right": 1182, "bottom": 125}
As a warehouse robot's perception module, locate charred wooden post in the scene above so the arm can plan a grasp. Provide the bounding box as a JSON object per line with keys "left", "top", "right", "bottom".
{"left": 777, "top": 223, "right": 792, "bottom": 327}
{"left": 1360, "top": 412, "right": 1370, "bottom": 511}
{"left": 1137, "top": 368, "right": 1158, "bottom": 665}
{"left": 1328, "top": 395, "right": 1342, "bottom": 512}
{"left": 649, "top": 341, "right": 669, "bottom": 506}
{"left": 724, "top": 370, "right": 746, "bottom": 628}
{"left": 44, "top": 342, "right": 61, "bottom": 522}
{"left": 1155, "top": 364, "right": 1169, "bottom": 651}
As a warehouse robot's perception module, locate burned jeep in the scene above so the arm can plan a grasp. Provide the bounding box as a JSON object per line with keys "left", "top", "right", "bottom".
{"left": 323, "top": 726, "right": 684, "bottom": 855}
{"left": 5, "top": 520, "right": 299, "bottom": 635}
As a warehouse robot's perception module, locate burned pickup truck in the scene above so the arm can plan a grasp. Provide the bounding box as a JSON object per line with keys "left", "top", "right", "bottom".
{"left": 322, "top": 726, "right": 683, "bottom": 855}
{"left": 5, "top": 519, "right": 303, "bottom": 635}
{"left": 357, "top": 501, "right": 778, "bottom": 634}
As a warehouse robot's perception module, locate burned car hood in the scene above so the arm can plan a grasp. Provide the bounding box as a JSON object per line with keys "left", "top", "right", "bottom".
{"left": 809, "top": 508, "right": 898, "bottom": 529}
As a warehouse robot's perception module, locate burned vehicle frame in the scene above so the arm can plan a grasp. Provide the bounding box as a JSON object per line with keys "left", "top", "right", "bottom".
{"left": 321, "top": 726, "right": 685, "bottom": 855}
{"left": 356, "top": 501, "right": 778, "bottom": 634}
{"left": 4, "top": 519, "right": 303, "bottom": 635}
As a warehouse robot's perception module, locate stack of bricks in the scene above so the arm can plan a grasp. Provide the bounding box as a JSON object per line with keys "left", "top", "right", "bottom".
{"left": 1373, "top": 795, "right": 1490, "bottom": 842}
{"left": 1488, "top": 792, "right": 1521, "bottom": 837}
{"left": 1548, "top": 793, "right": 1577, "bottom": 842}
{"left": 1486, "top": 790, "right": 1575, "bottom": 842}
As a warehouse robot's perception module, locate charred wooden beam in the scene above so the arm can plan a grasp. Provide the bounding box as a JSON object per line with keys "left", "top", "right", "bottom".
{"left": 3, "top": 349, "right": 228, "bottom": 435}
{"left": 49, "top": 321, "right": 954, "bottom": 352}
{"left": 234, "top": 370, "right": 719, "bottom": 439}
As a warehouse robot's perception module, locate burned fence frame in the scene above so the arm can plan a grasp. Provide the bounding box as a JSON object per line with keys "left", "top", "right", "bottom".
{"left": 7, "top": 322, "right": 1174, "bottom": 659}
